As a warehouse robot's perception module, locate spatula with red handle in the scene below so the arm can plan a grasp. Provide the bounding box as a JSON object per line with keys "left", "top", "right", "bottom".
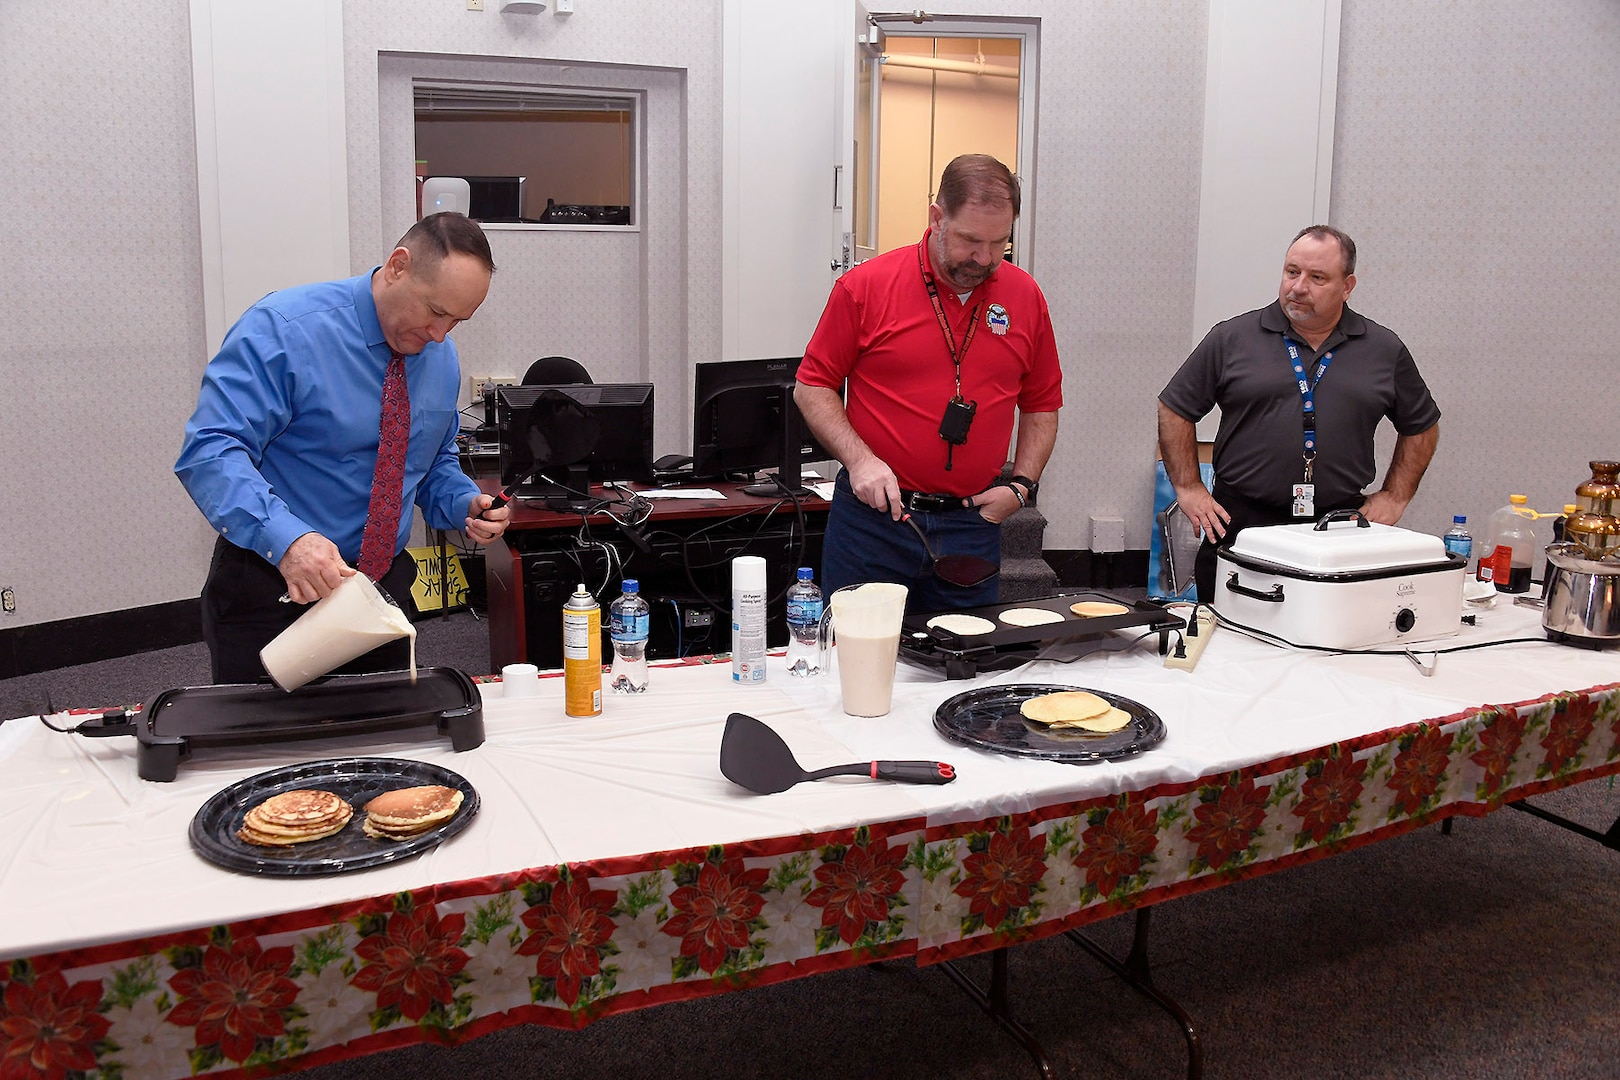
{"left": 720, "top": 712, "right": 956, "bottom": 794}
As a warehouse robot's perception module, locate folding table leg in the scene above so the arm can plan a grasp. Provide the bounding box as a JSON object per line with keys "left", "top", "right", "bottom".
{"left": 1067, "top": 907, "right": 1204, "bottom": 1080}
{"left": 1508, "top": 798, "right": 1620, "bottom": 850}
{"left": 938, "top": 947, "right": 1057, "bottom": 1080}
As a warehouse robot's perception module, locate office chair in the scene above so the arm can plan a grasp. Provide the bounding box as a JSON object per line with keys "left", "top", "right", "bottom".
{"left": 523, "top": 356, "right": 592, "bottom": 386}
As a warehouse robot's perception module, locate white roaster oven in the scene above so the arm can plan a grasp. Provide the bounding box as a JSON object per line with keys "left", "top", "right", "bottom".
{"left": 1214, "top": 509, "right": 1466, "bottom": 649}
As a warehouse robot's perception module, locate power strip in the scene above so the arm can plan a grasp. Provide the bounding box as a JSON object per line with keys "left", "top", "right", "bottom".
{"left": 1164, "top": 607, "right": 1216, "bottom": 671}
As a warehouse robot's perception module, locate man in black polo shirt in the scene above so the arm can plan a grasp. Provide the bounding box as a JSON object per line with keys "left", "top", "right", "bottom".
{"left": 1157, "top": 225, "right": 1441, "bottom": 602}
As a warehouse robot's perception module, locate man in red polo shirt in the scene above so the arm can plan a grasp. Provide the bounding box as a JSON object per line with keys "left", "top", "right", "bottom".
{"left": 795, "top": 154, "right": 1063, "bottom": 612}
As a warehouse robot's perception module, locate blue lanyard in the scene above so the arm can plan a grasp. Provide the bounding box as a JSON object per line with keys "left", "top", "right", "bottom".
{"left": 1284, "top": 337, "right": 1333, "bottom": 480}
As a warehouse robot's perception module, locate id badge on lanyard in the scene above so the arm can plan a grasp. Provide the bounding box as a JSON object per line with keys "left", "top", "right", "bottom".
{"left": 1284, "top": 337, "right": 1332, "bottom": 517}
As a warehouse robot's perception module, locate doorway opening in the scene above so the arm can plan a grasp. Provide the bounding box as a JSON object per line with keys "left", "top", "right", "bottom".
{"left": 850, "top": 16, "right": 1037, "bottom": 270}
{"left": 874, "top": 36, "right": 1020, "bottom": 257}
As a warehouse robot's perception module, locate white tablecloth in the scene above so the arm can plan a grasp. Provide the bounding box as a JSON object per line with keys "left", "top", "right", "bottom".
{"left": 1, "top": 602, "right": 1610, "bottom": 963}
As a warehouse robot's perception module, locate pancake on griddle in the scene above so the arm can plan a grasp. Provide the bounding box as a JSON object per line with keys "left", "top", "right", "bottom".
{"left": 998, "top": 607, "right": 1064, "bottom": 626}
{"left": 237, "top": 789, "right": 353, "bottom": 846}
{"left": 926, "top": 613, "right": 997, "bottom": 636}
{"left": 1069, "top": 600, "right": 1130, "bottom": 618}
{"left": 362, "top": 785, "right": 464, "bottom": 840}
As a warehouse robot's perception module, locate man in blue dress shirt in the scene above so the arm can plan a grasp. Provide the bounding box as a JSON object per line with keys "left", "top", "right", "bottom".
{"left": 176, "top": 212, "right": 510, "bottom": 683}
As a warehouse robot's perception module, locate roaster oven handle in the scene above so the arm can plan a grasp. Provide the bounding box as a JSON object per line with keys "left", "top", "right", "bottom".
{"left": 1224, "top": 572, "right": 1285, "bottom": 603}
{"left": 1313, "top": 509, "right": 1371, "bottom": 531}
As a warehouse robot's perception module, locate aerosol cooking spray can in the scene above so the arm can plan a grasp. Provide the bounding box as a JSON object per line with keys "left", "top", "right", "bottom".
{"left": 563, "top": 584, "right": 603, "bottom": 716}
{"left": 731, "top": 556, "right": 768, "bottom": 685}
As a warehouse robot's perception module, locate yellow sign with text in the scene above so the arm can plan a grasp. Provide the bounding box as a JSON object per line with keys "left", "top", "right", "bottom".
{"left": 407, "top": 546, "right": 470, "bottom": 614}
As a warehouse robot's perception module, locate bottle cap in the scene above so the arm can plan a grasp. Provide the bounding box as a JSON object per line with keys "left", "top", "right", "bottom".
{"left": 797, "top": 567, "right": 813, "bottom": 581}
{"left": 1453, "top": 515, "right": 1466, "bottom": 524}
{"left": 733, "top": 555, "right": 767, "bottom": 591}
{"left": 1510, "top": 494, "right": 1527, "bottom": 505}
{"left": 622, "top": 578, "right": 639, "bottom": 593}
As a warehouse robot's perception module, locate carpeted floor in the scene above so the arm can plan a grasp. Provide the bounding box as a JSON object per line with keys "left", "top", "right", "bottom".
{"left": 3, "top": 610, "right": 1618, "bottom": 1078}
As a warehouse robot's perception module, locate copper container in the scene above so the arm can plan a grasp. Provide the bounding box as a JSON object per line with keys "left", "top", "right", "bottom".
{"left": 1575, "top": 460, "right": 1620, "bottom": 516}
{"left": 1564, "top": 509, "right": 1620, "bottom": 560}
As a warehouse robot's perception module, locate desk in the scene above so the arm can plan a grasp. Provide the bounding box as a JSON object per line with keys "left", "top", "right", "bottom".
{"left": 1, "top": 605, "right": 1616, "bottom": 1079}
{"left": 480, "top": 479, "right": 828, "bottom": 670}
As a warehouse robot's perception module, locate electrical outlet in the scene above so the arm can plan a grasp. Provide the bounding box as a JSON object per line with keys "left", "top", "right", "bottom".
{"left": 1164, "top": 606, "right": 1215, "bottom": 671}
{"left": 469, "top": 373, "right": 492, "bottom": 401}
{"left": 466, "top": 0, "right": 484, "bottom": 11}
{"left": 1, "top": 586, "right": 15, "bottom": 615}
{"left": 682, "top": 607, "right": 713, "bottom": 629}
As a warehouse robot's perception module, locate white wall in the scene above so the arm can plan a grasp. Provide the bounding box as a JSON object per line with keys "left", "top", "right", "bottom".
{"left": 1331, "top": 0, "right": 1620, "bottom": 540}
{"left": 721, "top": 0, "right": 842, "bottom": 362}
{"left": 190, "top": 0, "right": 350, "bottom": 354}
{"left": 0, "top": 2, "right": 211, "bottom": 626}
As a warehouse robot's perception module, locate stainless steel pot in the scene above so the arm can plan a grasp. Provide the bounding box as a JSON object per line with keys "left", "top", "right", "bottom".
{"left": 1543, "top": 542, "right": 1620, "bottom": 647}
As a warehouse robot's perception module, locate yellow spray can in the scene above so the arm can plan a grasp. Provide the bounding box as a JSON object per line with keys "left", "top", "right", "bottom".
{"left": 563, "top": 584, "right": 602, "bottom": 717}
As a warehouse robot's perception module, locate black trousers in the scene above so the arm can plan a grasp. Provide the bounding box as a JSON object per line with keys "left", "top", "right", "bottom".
{"left": 200, "top": 536, "right": 418, "bottom": 685}
{"left": 1194, "top": 484, "right": 1364, "bottom": 604}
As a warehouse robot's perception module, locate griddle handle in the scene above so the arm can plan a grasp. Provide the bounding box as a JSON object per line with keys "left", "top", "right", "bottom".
{"left": 1224, "top": 572, "right": 1285, "bottom": 603}
{"left": 1313, "top": 509, "right": 1370, "bottom": 531}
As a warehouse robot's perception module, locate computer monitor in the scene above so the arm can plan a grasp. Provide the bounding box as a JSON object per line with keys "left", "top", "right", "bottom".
{"left": 463, "top": 176, "right": 526, "bottom": 221}
{"left": 496, "top": 383, "right": 655, "bottom": 510}
{"left": 691, "top": 357, "right": 830, "bottom": 495}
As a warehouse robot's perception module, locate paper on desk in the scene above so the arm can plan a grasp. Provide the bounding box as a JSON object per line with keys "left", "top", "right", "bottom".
{"left": 807, "top": 481, "right": 835, "bottom": 501}
{"left": 635, "top": 488, "right": 726, "bottom": 499}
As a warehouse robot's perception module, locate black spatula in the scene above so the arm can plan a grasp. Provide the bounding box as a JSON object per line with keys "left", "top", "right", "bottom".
{"left": 900, "top": 513, "right": 999, "bottom": 588}
{"left": 719, "top": 712, "right": 956, "bottom": 794}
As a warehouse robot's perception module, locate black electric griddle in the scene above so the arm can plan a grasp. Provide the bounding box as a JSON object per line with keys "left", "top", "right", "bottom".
{"left": 899, "top": 590, "right": 1186, "bottom": 679}
{"left": 135, "top": 667, "right": 484, "bottom": 782}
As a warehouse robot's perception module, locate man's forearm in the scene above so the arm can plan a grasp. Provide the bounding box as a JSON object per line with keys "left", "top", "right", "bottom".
{"left": 1011, "top": 410, "right": 1058, "bottom": 481}
{"left": 1380, "top": 424, "right": 1440, "bottom": 502}
{"left": 1157, "top": 401, "right": 1205, "bottom": 494}
{"left": 794, "top": 382, "right": 874, "bottom": 468}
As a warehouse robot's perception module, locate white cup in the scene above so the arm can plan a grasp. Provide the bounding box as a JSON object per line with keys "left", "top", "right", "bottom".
{"left": 502, "top": 663, "right": 541, "bottom": 698}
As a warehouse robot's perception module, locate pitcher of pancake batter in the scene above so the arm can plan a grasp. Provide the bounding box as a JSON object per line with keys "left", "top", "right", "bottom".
{"left": 260, "top": 573, "right": 417, "bottom": 691}
{"left": 817, "top": 582, "right": 908, "bottom": 716}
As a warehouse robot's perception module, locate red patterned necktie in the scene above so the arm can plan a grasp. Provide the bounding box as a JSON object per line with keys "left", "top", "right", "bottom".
{"left": 358, "top": 352, "right": 410, "bottom": 581}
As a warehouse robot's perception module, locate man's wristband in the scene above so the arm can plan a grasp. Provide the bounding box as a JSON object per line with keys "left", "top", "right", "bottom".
{"left": 1007, "top": 474, "right": 1039, "bottom": 506}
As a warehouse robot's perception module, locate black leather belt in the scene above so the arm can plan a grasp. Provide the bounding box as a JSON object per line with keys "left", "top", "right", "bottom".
{"left": 899, "top": 490, "right": 966, "bottom": 513}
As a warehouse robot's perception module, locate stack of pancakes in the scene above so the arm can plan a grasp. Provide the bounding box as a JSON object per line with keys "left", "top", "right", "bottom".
{"left": 362, "top": 785, "right": 463, "bottom": 840}
{"left": 1020, "top": 690, "right": 1132, "bottom": 734}
{"left": 237, "top": 789, "right": 353, "bottom": 846}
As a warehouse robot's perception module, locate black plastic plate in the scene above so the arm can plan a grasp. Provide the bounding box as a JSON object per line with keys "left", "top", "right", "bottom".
{"left": 933, "top": 683, "right": 1166, "bottom": 764}
{"left": 189, "top": 757, "right": 479, "bottom": 876}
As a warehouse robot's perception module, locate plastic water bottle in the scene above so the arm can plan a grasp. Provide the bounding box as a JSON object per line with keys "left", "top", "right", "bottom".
{"left": 784, "top": 567, "right": 823, "bottom": 677}
{"left": 1442, "top": 516, "right": 1472, "bottom": 562}
{"left": 609, "top": 579, "right": 650, "bottom": 693}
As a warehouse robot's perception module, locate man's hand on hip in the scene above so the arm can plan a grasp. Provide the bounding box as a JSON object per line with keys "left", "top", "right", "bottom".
{"left": 966, "top": 484, "right": 1021, "bottom": 525}
{"left": 849, "top": 458, "right": 904, "bottom": 520}
{"left": 279, "top": 533, "right": 355, "bottom": 604}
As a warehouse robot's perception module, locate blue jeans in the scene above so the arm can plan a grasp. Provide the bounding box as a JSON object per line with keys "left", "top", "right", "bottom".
{"left": 820, "top": 470, "right": 1001, "bottom": 612}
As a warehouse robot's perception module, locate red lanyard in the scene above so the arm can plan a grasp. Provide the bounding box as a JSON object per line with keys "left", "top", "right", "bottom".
{"left": 918, "top": 239, "right": 982, "bottom": 399}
